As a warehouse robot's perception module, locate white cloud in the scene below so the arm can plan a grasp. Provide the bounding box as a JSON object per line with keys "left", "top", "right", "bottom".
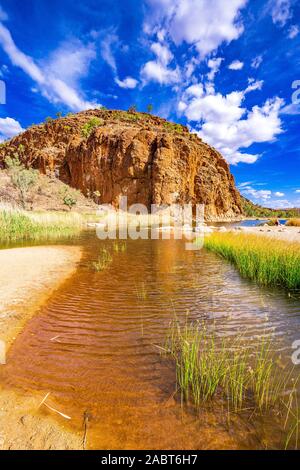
{"left": 145, "top": 0, "right": 248, "bottom": 59}
{"left": 228, "top": 60, "right": 244, "bottom": 70}
{"left": 101, "top": 33, "right": 119, "bottom": 73}
{"left": 242, "top": 186, "right": 272, "bottom": 201}
{"left": 101, "top": 33, "right": 139, "bottom": 89}
{"left": 207, "top": 57, "right": 223, "bottom": 81}
{"left": 269, "top": 0, "right": 293, "bottom": 27}
{"left": 183, "top": 57, "right": 199, "bottom": 79}
{"left": 251, "top": 55, "right": 263, "bottom": 69}
{"left": 288, "top": 25, "right": 299, "bottom": 38}
{"left": 0, "top": 22, "right": 98, "bottom": 111}
{"left": 150, "top": 42, "right": 173, "bottom": 65}
{"left": 241, "top": 185, "right": 293, "bottom": 207}
{"left": 281, "top": 103, "right": 300, "bottom": 115}
{"left": 238, "top": 181, "right": 254, "bottom": 188}
{"left": 268, "top": 199, "right": 294, "bottom": 208}
{"left": 141, "top": 61, "right": 180, "bottom": 85}
{"left": 0, "top": 24, "right": 45, "bottom": 83}
{"left": 141, "top": 41, "right": 180, "bottom": 85}
{"left": 0, "top": 117, "right": 24, "bottom": 142}
{"left": 115, "top": 77, "right": 138, "bottom": 89}
{"left": 295, "top": 190, "right": 300, "bottom": 193}
{"left": 179, "top": 80, "right": 284, "bottom": 164}
{"left": 45, "top": 39, "right": 96, "bottom": 87}
{"left": 183, "top": 90, "right": 245, "bottom": 123}
{"left": 185, "top": 83, "right": 204, "bottom": 98}
{"left": 245, "top": 78, "right": 264, "bottom": 93}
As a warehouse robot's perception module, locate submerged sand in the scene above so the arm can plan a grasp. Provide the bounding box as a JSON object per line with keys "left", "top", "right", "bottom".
{"left": 0, "top": 245, "right": 83, "bottom": 450}
{"left": 0, "top": 246, "right": 81, "bottom": 347}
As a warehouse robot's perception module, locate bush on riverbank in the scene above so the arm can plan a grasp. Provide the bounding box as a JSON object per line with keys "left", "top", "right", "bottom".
{"left": 286, "top": 219, "right": 300, "bottom": 227}
{"left": 0, "top": 205, "right": 87, "bottom": 243}
{"left": 204, "top": 232, "right": 300, "bottom": 290}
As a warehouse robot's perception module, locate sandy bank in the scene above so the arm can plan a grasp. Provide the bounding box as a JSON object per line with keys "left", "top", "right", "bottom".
{"left": 0, "top": 246, "right": 81, "bottom": 348}
{"left": 0, "top": 245, "right": 83, "bottom": 450}
{"left": 236, "top": 225, "right": 300, "bottom": 243}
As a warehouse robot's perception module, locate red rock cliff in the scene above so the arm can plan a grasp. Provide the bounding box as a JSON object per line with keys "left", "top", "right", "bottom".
{"left": 0, "top": 109, "right": 243, "bottom": 221}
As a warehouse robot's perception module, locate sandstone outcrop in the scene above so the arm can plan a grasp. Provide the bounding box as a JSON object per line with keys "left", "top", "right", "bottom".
{"left": 0, "top": 110, "right": 243, "bottom": 221}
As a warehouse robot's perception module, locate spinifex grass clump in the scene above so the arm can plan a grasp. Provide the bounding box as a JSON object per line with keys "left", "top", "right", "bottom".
{"left": 91, "top": 248, "right": 113, "bottom": 272}
{"left": 164, "top": 320, "right": 296, "bottom": 414}
{"left": 0, "top": 205, "right": 85, "bottom": 242}
{"left": 204, "top": 233, "right": 300, "bottom": 290}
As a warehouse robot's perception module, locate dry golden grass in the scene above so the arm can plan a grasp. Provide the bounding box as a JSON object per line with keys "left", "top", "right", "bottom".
{"left": 286, "top": 219, "right": 300, "bottom": 227}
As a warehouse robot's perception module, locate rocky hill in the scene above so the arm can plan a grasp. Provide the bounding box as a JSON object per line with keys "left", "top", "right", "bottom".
{"left": 0, "top": 109, "right": 243, "bottom": 221}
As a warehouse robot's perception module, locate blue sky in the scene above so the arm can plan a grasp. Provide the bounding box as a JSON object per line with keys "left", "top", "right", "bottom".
{"left": 0, "top": 0, "right": 299, "bottom": 208}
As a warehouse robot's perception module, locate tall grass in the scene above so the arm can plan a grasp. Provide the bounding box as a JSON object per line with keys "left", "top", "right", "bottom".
{"left": 204, "top": 232, "right": 300, "bottom": 290}
{"left": 0, "top": 205, "right": 86, "bottom": 243}
{"left": 284, "top": 389, "right": 300, "bottom": 449}
{"left": 163, "top": 320, "right": 299, "bottom": 422}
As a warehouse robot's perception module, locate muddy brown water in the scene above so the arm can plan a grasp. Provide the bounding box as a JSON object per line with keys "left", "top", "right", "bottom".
{"left": 1, "top": 232, "right": 300, "bottom": 449}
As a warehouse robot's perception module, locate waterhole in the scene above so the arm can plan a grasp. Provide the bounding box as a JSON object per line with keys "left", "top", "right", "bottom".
{"left": 1, "top": 232, "right": 300, "bottom": 449}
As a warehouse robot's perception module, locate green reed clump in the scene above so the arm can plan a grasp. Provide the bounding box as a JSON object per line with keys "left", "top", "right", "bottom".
{"left": 135, "top": 281, "right": 148, "bottom": 301}
{"left": 0, "top": 205, "right": 85, "bottom": 243}
{"left": 284, "top": 388, "right": 300, "bottom": 449}
{"left": 164, "top": 320, "right": 294, "bottom": 414}
{"left": 204, "top": 232, "right": 300, "bottom": 290}
{"left": 91, "top": 248, "right": 113, "bottom": 272}
{"left": 113, "top": 241, "right": 127, "bottom": 253}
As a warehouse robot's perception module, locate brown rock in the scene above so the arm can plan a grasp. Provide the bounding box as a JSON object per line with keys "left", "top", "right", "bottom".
{"left": 0, "top": 109, "right": 243, "bottom": 221}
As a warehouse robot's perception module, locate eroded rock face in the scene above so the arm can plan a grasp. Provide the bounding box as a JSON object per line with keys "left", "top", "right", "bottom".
{"left": 0, "top": 110, "right": 243, "bottom": 221}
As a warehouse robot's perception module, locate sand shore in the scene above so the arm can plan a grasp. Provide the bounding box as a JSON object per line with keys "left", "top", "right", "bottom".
{"left": 0, "top": 245, "right": 83, "bottom": 450}
{"left": 0, "top": 246, "right": 81, "bottom": 348}
{"left": 235, "top": 225, "right": 300, "bottom": 243}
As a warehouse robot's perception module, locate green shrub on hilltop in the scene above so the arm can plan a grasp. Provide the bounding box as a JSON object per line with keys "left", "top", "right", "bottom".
{"left": 163, "top": 122, "right": 184, "bottom": 134}
{"left": 82, "top": 117, "right": 103, "bottom": 138}
{"left": 123, "top": 113, "right": 140, "bottom": 122}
